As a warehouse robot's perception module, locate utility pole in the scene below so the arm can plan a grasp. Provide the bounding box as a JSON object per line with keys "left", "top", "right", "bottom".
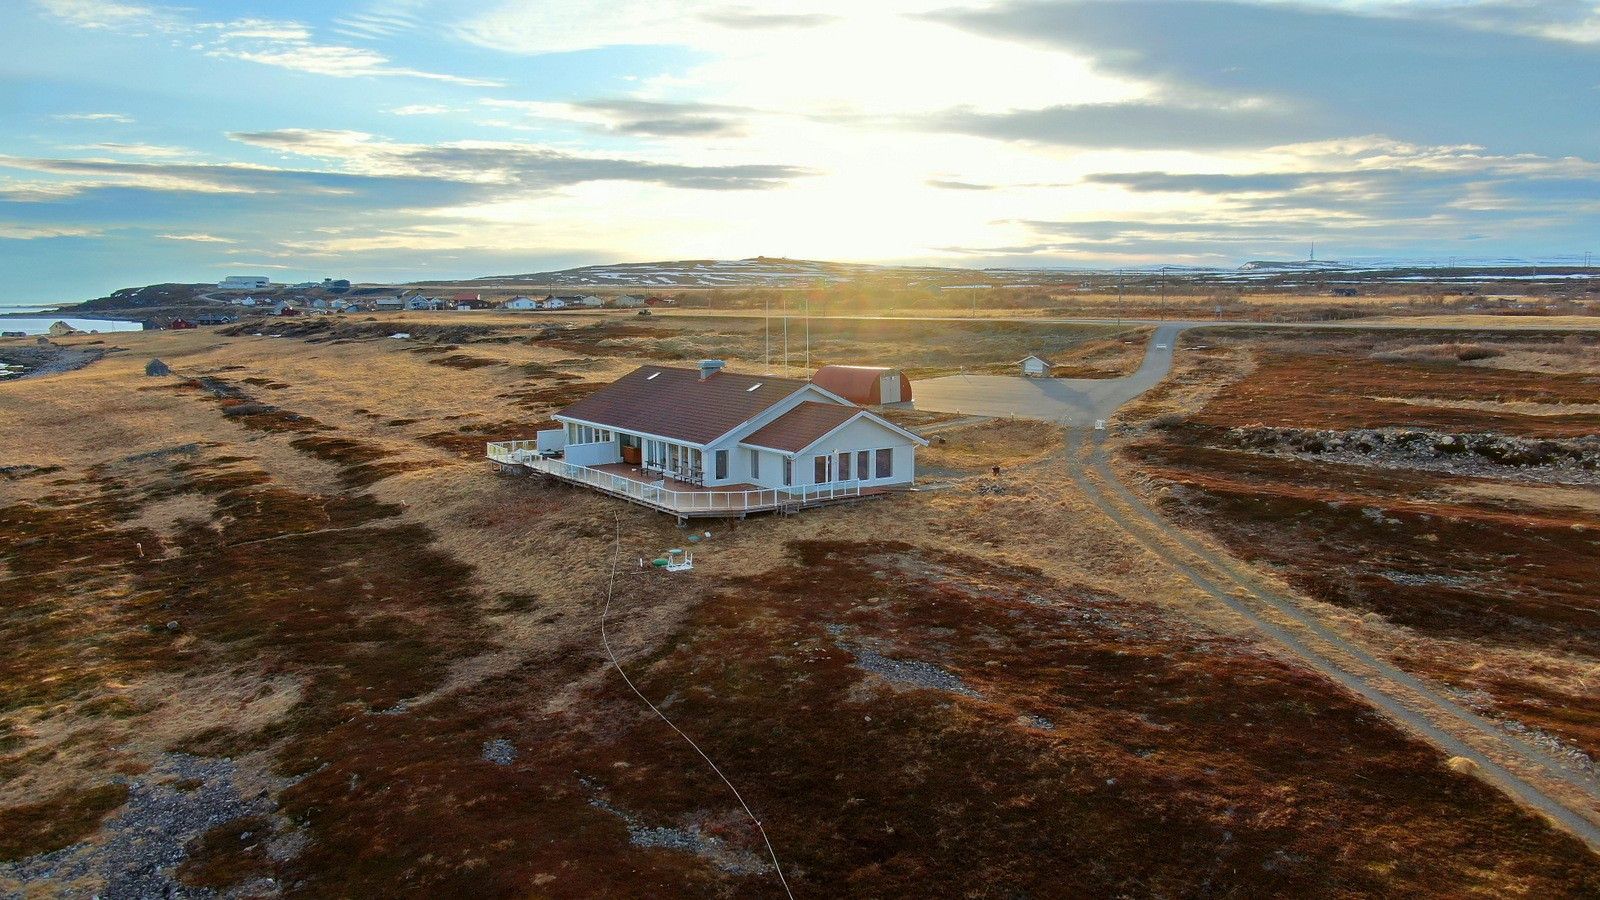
{"left": 782, "top": 298, "right": 789, "bottom": 378}
{"left": 1159, "top": 267, "right": 1167, "bottom": 322}
{"left": 1116, "top": 269, "right": 1124, "bottom": 327}
{"left": 764, "top": 297, "right": 770, "bottom": 373}
{"left": 804, "top": 297, "right": 810, "bottom": 376}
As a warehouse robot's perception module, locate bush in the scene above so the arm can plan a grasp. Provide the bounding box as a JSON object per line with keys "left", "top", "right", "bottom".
{"left": 1454, "top": 344, "right": 1503, "bottom": 361}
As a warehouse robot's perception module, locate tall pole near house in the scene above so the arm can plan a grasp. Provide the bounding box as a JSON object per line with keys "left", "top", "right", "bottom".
{"left": 804, "top": 297, "right": 811, "bottom": 376}
{"left": 1116, "top": 269, "right": 1124, "bottom": 327}
{"left": 783, "top": 298, "right": 790, "bottom": 378}
{"left": 764, "top": 297, "right": 771, "bottom": 372}
{"left": 1159, "top": 267, "right": 1167, "bottom": 321}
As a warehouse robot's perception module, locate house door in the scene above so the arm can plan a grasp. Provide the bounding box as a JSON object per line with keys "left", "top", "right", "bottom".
{"left": 813, "top": 454, "right": 833, "bottom": 484}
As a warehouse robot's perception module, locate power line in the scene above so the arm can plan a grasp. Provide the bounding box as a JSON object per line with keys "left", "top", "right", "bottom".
{"left": 599, "top": 520, "right": 794, "bottom": 898}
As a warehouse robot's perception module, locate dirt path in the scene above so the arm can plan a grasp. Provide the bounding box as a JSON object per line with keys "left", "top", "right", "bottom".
{"left": 1063, "top": 426, "right": 1600, "bottom": 851}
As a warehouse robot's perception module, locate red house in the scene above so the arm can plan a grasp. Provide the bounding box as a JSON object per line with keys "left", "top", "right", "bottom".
{"left": 168, "top": 318, "right": 198, "bottom": 329}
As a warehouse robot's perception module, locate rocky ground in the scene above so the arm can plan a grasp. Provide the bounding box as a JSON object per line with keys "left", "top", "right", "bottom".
{"left": 1220, "top": 424, "right": 1600, "bottom": 484}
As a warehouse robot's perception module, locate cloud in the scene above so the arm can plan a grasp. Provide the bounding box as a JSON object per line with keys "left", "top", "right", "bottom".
{"left": 67, "top": 142, "right": 192, "bottom": 159}
{"left": 34, "top": 0, "right": 180, "bottom": 33}
{"left": 0, "top": 224, "right": 102, "bottom": 240}
{"left": 155, "top": 232, "right": 236, "bottom": 242}
{"left": 226, "top": 128, "right": 811, "bottom": 190}
{"left": 36, "top": 0, "right": 499, "bottom": 88}
{"left": 925, "top": 179, "right": 995, "bottom": 190}
{"left": 927, "top": 0, "right": 1600, "bottom": 157}
{"left": 52, "top": 112, "right": 135, "bottom": 124}
{"left": 919, "top": 100, "right": 1322, "bottom": 150}
{"left": 480, "top": 98, "right": 751, "bottom": 138}
{"left": 991, "top": 140, "right": 1600, "bottom": 259}
{"left": 390, "top": 104, "right": 461, "bottom": 116}
{"left": 205, "top": 37, "right": 504, "bottom": 87}
{"left": 698, "top": 7, "right": 842, "bottom": 29}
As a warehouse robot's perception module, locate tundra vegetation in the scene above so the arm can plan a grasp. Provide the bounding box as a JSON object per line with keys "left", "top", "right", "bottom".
{"left": 1120, "top": 329, "right": 1600, "bottom": 771}
{"left": 1, "top": 313, "right": 1598, "bottom": 896}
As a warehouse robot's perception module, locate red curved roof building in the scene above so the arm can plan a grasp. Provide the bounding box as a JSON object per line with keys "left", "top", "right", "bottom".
{"left": 810, "top": 365, "right": 911, "bottom": 406}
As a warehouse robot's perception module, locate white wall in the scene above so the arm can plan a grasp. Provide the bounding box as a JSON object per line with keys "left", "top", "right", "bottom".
{"left": 773, "top": 416, "right": 920, "bottom": 489}
{"left": 565, "top": 439, "right": 619, "bottom": 467}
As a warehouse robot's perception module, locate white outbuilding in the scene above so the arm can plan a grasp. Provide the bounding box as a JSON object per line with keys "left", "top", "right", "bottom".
{"left": 1018, "top": 355, "right": 1055, "bottom": 377}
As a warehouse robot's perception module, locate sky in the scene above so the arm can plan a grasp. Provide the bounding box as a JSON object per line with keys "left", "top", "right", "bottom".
{"left": 3, "top": 0, "right": 1599, "bottom": 300}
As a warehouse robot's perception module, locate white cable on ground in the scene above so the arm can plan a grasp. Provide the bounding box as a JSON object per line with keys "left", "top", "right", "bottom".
{"left": 598, "top": 518, "right": 795, "bottom": 899}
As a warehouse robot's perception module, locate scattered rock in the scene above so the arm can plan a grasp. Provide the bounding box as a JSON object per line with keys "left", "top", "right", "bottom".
{"left": 1223, "top": 425, "right": 1600, "bottom": 484}
{"left": 0, "top": 753, "right": 303, "bottom": 897}
{"left": 844, "top": 645, "right": 983, "bottom": 699}
{"left": 482, "top": 739, "right": 518, "bottom": 766}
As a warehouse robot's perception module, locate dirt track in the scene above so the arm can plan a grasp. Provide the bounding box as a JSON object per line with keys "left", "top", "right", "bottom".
{"left": 1064, "top": 426, "right": 1600, "bottom": 851}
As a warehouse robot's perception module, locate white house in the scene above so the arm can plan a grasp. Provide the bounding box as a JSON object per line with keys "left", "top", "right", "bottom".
{"left": 219, "top": 275, "right": 271, "bottom": 290}
{"left": 611, "top": 295, "right": 645, "bottom": 308}
{"left": 506, "top": 296, "right": 538, "bottom": 310}
{"left": 1018, "top": 354, "right": 1055, "bottom": 377}
{"left": 537, "top": 297, "right": 568, "bottom": 310}
{"left": 405, "top": 296, "right": 442, "bottom": 311}
{"left": 570, "top": 295, "right": 605, "bottom": 308}
{"left": 373, "top": 296, "right": 405, "bottom": 310}
{"left": 487, "top": 360, "right": 927, "bottom": 520}
{"left": 236, "top": 295, "right": 258, "bottom": 307}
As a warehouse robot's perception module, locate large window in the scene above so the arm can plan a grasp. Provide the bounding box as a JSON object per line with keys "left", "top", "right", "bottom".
{"left": 749, "top": 448, "right": 760, "bottom": 480}
{"left": 875, "top": 448, "right": 892, "bottom": 479}
{"left": 856, "top": 450, "right": 869, "bottom": 480}
{"left": 783, "top": 456, "right": 792, "bottom": 486}
{"left": 814, "top": 455, "right": 830, "bottom": 484}
{"left": 837, "top": 452, "right": 851, "bottom": 481}
{"left": 714, "top": 449, "right": 728, "bottom": 480}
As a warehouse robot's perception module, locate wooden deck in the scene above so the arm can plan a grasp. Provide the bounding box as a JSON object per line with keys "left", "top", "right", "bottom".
{"left": 487, "top": 443, "right": 884, "bottom": 519}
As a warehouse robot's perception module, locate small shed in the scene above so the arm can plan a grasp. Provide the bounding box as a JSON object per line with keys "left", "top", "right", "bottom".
{"left": 811, "top": 365, "right": 912, "bottom": 405}
{"left": 146, "top": 359, "right": 171, "bottom": 376}
{"left": 1018, "top": 355, "right": 1055, "bottom": 377}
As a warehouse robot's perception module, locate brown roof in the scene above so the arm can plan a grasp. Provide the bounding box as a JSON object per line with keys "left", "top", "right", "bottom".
{"left": 742, "top": 402, "right": 861, "bottom": 452}
{"left": 557, "top": 365, "right": 811, "bottom": 445}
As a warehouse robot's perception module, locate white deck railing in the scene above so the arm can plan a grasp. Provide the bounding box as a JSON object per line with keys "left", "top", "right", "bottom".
{"left": 486, "top": 441, "right": 862, "bottom": 514}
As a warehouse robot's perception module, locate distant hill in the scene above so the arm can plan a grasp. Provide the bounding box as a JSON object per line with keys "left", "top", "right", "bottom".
{"left": 475, "top": 255, "right": 1600, "bottom": 290}
{"left": 473, "top": 256, "right": 1028, "bottom": 289}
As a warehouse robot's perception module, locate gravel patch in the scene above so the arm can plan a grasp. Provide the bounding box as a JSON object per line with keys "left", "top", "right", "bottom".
{"left": 481, "top": 739, "right": 518, "bottom": 766}
{"left": 0, "top": 753, "right": 301, "bottom": 899}
{"left": 1223, "top": 425, "right": 1600, "bottom": 485}
{"left": 845, "top": 645, "right": 983, "bottom": 699}
{"left": 1375, "top": 570, "right": 1487, "bottom": 588}
{"left": 579, "top": 779, "right": 768, "bottom": 876}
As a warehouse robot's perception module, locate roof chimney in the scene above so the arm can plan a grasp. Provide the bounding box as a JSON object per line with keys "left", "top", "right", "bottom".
{"left": 697, "top": 359, "right": 725, "bottom": 381}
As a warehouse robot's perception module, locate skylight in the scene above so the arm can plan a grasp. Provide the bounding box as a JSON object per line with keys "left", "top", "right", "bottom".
{"left": 647, "top": 372, "right": 660, "bottom": 380}
{"left": 746, "top": 383, "right": 762, "bottom": 392}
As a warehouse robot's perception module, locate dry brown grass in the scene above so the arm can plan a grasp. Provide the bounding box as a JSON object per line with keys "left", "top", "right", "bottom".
{"left": 4, "top": 321, "right": 1599, "bottom": 894}
{"left": 919, "top": 419, "right": 1061, "bottom": 472}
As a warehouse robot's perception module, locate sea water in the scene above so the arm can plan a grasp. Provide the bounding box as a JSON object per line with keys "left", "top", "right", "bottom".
{"left": 0, "top": 317, "right": 143, "bottom": 336}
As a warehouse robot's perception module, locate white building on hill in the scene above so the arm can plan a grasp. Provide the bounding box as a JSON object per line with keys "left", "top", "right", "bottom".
{"left": 487, "top": 360, "right": 927, "bottom": 521}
